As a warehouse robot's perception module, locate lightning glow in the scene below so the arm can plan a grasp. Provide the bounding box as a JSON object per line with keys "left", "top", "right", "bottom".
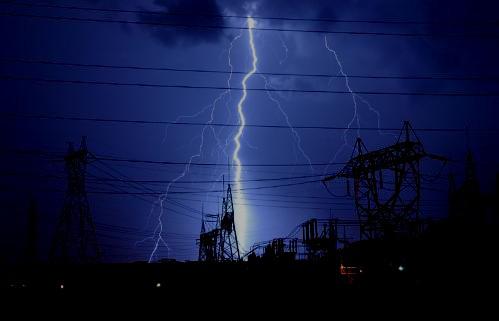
{"left": 232, "top": 16, "right": 258, "bottom": 250}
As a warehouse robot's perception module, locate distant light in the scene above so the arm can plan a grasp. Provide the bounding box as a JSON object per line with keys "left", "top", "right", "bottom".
{"left": 398, "top": 265, "right": 405, "bottom": 272}
{"left": 156, "top": 282, "right": 161, "bottom": 288}
{"left": 9, "top": 282, "right": 27, "bottom": 288}
{"left": 359, "top": 269, "right": 363, "bottom": 273}
{"left": 60, "top": 284, "right": 64, "bottom": 289}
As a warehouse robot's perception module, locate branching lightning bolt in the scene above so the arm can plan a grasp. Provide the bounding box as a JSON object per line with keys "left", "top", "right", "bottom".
{"left": 278, "top": 34, "right": 289, "bottom": 65}
{"left": 355, "top": 94, "right": 397, "bottom": 139}
{"left": 232, "top": 16, "right": 258, "bottom": 250}
{"left": 144, "top": 18, "right": 392, "bottom": 261}
{"left": 261, "top": 74, "right": 313, "bottom": 172}
{"left": 140, "top": 32, "right": 243, "bottom": 262}
{"left": 323, "top": 35, "right": 393, "bottom": 175}
{"left": 145, "top": 131, "right": 206, "bottom": 263}
{"left": 324, "top": 35, "right": 360, "bottom": 171}
{"left": 206, "top": 31, "right": 242, "bottom": 204}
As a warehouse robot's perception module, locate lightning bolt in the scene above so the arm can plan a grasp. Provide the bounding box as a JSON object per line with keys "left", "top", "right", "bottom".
{"left": 324, "top": 35, "right": 360, "bottom": 171}
{"left": 324, "top": 35, "right": 394, "bottom": 175}
{"left": 260, "top": 74, "right": 313, "bottom": 172}
{"left": 140, "top": 32, "right": 243, "bottom": 262}
{"left": 232, "top": 16, "right": 258, "bottom": 250}
{"left": 278, "top": 34, "right": 289, "bottom": 65}
{"left": 145, "top": 131, "right": 206, "bottom": 263}
{"left": 355, "top": 93, "right": 397, "bottom": 139}
{"left": 204, "top": 31, "right": 244, "bottom": 209}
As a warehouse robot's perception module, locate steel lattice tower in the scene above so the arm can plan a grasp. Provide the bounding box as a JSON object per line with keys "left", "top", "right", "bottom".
{"left": 324, "top": 121, "right": 446, "bottom": 240}
{"left": 50, "top": 137, "right": 100, "bottom": 263}
{"left": 197, "top": 172, "right": 241, "bottom": 262}
{"left": 218, "top": 183, "right": 240, "bottom": 261}
{"left": 197, "top": 208, "right": 206, "bottom": 261}
{"left": 197, "top": 205, "right": 220, "bottom": 262}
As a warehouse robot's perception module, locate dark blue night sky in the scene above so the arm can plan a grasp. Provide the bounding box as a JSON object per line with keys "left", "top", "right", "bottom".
{"left": 1, "top": 0, "right": 498, "bottom": 263}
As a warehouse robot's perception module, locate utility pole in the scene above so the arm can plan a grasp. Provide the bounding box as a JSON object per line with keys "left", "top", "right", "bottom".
{"left": 50, "top": 137, "right": 100, "bottom": 264}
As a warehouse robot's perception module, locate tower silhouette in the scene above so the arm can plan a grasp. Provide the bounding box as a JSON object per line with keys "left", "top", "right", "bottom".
{"left": 50, "top": 137, "right": 100, "bottom": 263}
{"left": 324, "top": 121, "right": 446, "bottom": 239}
{"left": 218, "top": 182, "right": 240, "bottom": 261}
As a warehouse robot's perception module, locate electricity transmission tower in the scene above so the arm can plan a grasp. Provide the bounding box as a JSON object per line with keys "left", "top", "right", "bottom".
{"left": 197, "top": 205, "right": 220, "bottom": 262}
{"left": 50, "top": 137, "right": 100, "bottom": 263}
{"left": 198, "top": 178, "right": 240, "bottom": 262}
{"left": 218, "top": 182, "right": 240, "bottom": 261}
{"left": 324, "top": 121, "right": 446, "bottom": 240}
{"left": 302, "top": 219, "right": 337, "bottom": 261}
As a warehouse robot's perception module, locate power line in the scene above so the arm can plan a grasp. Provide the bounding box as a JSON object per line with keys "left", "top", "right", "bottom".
{"left": 1, "top": 11, "right": 498, "bottom": 38}
{"left": 91, "top": 158, "right": 159, "bottom": 194}
{"left": 0, "top": 148, "right": 340, "bottom": 167}
{"left": 87, "top": 165, "right": 157, "bottom": 206}
{"left": 90, "top": 159, "right": 339, "bottom": 177}
{"left": 0, "top": 171, "right": 448, "bottom": 201}
{"left": 0, "top": 183, "right": 449, "bottom": 214}
{"left": 87, "top": 162, "right": 204, "bottom": 221}
{"left": 167, "top": 194, "right": 446, "bottom": 209}
{"left": 84, "top": 179, "right": 323, "bottom": 195}
{"left": 84, "top": 176, "right": 448, "bottom": 198}
{"left": 84, "top": 156, "right": 353, "bottom": 213}
{"left": 0, "top": 170, "right": 350, "bottom": 201}
{"left": 95, "top": 222, "right": 199, "bottom": 238}
{"left": 2, "top": 148, "right": 481, "bottom": 167}
{"left": 85, "top": 178, "right": 448, "bottom": 196}
{"left": 3, "top": 57, "right": 498, "bottom": 82}
{"left": 3, "top": 113, "right": 497, "bottom": 133}
{"left": 2, "top": 148, "right": 347, "bottom": 167}
{"left": 90, "top": 173, "right": 325, "bottom": 184}
{"left": 2, "top": 182, "right": 445, "bottom": 212}
{"left": 5, "top": 1, "right": 499, "bottom": 26}
{"left": 93, "top": 156, "right": 345, "bottom": 168}
{"left": 0, "top": 172, "right": 367, "bottom": 206}
{"left": 88, "top": 162, "right": 204, "bottom": 221}
{"left": 3, "top": 74, "right": 499, "bottom": 97}
{"left": 0, "top": 172, "right": 449, "bottom": 196}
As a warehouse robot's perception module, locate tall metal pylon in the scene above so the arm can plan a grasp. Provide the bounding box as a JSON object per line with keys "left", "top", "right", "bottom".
{"left": 324, "top": 121, "right": 446, "bottom": 240}
{"left": 197, "top": 204, "right": 220, "bottom": 262}
{"left": 218, "top": 179, "right": 240, "bottom": 261}
{"left": 197, "top": 202, "right": 223, "bottom": 262}
{"left": 198, "top": 204, "right": 206, "bottom": 261}
{"left": 50, "top": 137, "right": 100, "bottom": 263}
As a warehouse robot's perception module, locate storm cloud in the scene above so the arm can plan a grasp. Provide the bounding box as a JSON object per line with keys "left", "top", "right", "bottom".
{"left": 136, "top": 0, "right": 226, "bottom": 47}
